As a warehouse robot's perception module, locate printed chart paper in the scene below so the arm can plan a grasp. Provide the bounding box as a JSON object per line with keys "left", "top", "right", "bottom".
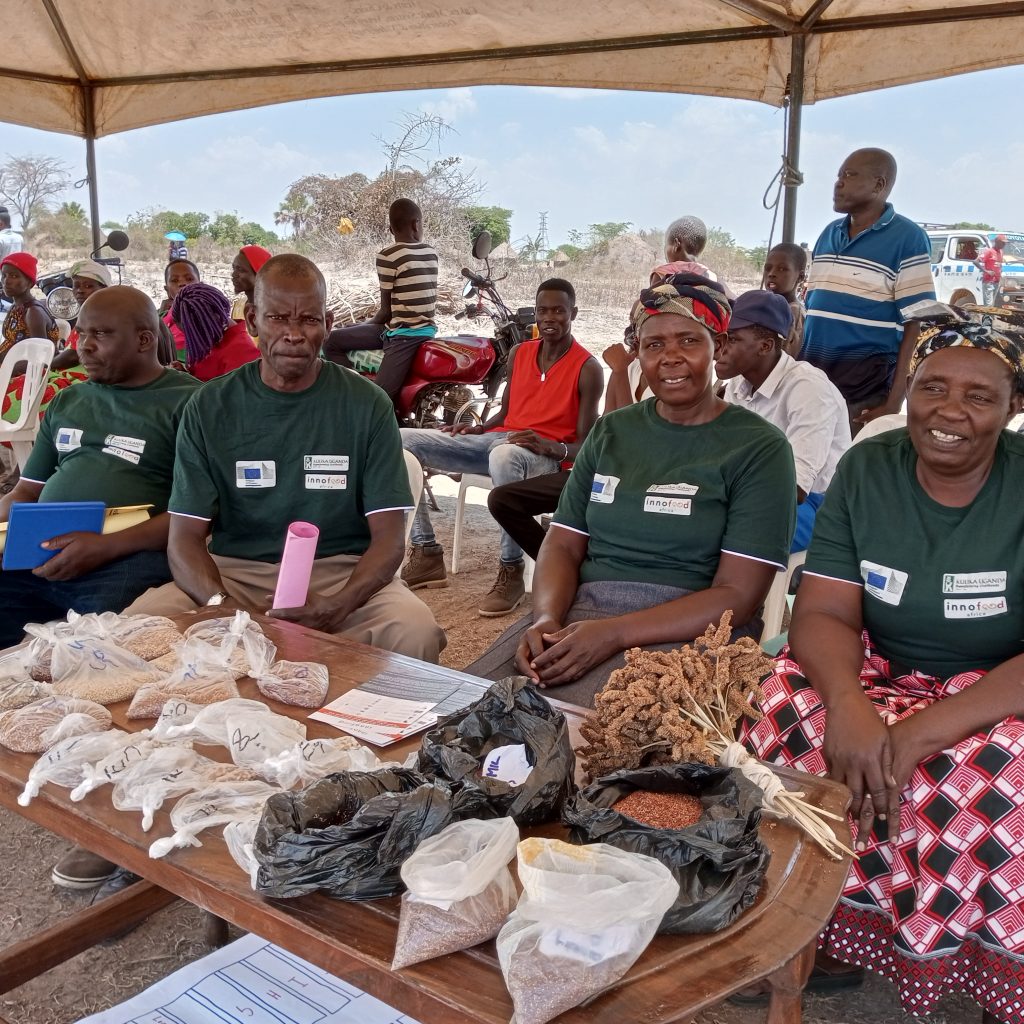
{"left": 76, "top": 933, "right": 422, "bottom": 1024}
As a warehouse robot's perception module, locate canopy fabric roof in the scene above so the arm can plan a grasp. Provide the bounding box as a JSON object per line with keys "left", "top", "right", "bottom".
{"left": 6, "top": 0, "right": 1024, "bottom": 139}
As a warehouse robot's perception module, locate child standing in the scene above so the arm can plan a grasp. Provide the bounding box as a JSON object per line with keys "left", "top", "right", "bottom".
{"left": 762, "top": 242, "right": 807, "bottom": 357}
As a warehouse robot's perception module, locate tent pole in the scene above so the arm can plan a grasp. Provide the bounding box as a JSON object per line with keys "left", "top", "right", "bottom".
{"left": 83, "top": 86, "right": 101, "bottom": 250}
{"left": 782, "top": 34, "right": 805, "bottom": 244}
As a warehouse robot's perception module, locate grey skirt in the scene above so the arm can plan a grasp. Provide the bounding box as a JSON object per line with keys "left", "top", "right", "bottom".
{"left": 465, "top": 580, "right": 761, "bottom": 708}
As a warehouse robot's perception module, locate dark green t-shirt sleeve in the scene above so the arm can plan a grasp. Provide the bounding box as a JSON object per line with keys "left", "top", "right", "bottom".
{"left": 803, "top": 454, "right": 862, "bottom": 585}
{"left": 168, "top": 395, "right": 219, "bottom": 521}
{"left": 552, "top": 425, "right": 598, "bottom": 534}
{"left": 361, "top": 393, "right": 415, "bottom": 514}
{"left": 21, "top": 407, "right": 58, "bottom": 483}
{"left": 720, "top": 431, "right": 796, "bottom": 569}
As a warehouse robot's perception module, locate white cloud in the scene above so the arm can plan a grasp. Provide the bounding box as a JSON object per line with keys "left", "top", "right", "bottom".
{"left": 421, "top": 88, "right": 478, "bottom": 123}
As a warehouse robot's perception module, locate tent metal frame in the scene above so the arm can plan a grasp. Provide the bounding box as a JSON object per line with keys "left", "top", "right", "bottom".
{"left": 12, "top": 0, "right": 1024, "bottom": 246}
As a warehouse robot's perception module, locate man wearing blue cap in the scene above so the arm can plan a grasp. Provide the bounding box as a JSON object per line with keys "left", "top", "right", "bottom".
{"left": 715, "top": 290, "right": 851, "bottom": 551}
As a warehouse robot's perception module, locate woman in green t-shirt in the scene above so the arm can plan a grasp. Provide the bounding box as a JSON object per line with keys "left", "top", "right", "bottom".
{"left": 470, "top": 276, "right": 796, "bottom": 705}
{"left": 746, "top": 305, "right": 1024, "bottom": 1023}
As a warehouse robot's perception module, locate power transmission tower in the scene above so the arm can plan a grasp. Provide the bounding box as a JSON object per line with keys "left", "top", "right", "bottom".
{"left": 537, "top": 211, "right": 549, "bottom": 258}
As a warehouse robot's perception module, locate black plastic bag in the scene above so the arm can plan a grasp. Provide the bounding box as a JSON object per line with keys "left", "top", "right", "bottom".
{"left": 562, "top": 763, "right": 769, "bottom": 934}
{"left": 417, "top": 677, "right": 575, "bottom": 825}
{"left": 253, "top": 768, "right": 488, "bottom": 900}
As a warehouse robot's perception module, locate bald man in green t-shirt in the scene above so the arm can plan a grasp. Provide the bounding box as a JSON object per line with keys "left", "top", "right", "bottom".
{"left": 128, "top": 255, "right": 443, "bottom": 662}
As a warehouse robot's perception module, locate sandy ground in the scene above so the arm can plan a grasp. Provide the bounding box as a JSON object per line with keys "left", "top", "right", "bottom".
{"left": 0, "top": 487, "right": 984, "bottom": 1024}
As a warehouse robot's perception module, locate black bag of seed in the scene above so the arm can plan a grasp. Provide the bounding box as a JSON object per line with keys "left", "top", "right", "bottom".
{"left": 562, "top": 763, "right": 768, "bottom": 934}
{"left": 252, "top": 768, "right": 488, "bottom": 899}
{"left": 417, "top": 676, "right": 575, "bottom": 825}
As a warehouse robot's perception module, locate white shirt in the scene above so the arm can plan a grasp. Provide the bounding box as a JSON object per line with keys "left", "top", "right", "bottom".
{"left": 723, "top": 351, "right": 851, "bottom": 495}
{"left": 0, "top": 227, "right": 23, "bottom": 260}
{"left": 626, "top": 360, "right": 653, "bottom": 403}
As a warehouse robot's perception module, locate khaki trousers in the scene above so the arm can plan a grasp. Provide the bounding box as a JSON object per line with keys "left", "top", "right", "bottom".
{"left": 127, "top": 552, "right": 446, "bottom": 663}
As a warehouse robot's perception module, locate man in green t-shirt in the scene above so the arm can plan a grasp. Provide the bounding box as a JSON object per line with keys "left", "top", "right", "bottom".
{"left": 0, "top": 286, "right": 199, "bottom": 648}
{"left": 128, "top": 254, "right": 444, "bottom": 662}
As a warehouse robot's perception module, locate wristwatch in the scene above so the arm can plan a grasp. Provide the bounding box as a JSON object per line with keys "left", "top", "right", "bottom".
{"left": 205, "top": 591, "right": 229, "bottom": 607}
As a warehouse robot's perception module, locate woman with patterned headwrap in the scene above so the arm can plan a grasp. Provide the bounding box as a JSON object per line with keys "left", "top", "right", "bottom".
{"left": 171, "top": 281, "right": 258, "bottom": 382}
{"left": 744, "top": 303, "right": 1024, "bottom": 1023}
{"left": 469, "top": 275, "right": 797, "bottom": 704}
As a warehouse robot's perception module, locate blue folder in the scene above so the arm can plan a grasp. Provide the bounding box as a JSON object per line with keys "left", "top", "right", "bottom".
{"left": 3, "top": 501, "right": 106, "bottom": 571}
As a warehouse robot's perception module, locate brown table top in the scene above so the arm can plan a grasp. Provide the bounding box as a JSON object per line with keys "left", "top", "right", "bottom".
{"left": 0, "top": 612, "right": 852, "bottom": 1023}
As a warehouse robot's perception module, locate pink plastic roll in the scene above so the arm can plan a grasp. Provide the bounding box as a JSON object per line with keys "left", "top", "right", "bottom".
{"left": 273, "top": 521, "right": 320, "bottom": 609}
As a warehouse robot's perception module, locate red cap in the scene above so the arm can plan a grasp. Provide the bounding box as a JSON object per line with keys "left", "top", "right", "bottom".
{"left": 996, "top": 234, "right": 1008, "bottom": 243}
{"left": 240, "top": 245, "right": 272, "bottom": 273}
{"left": 0, "top": 251, "right": 38, "bottom": 285}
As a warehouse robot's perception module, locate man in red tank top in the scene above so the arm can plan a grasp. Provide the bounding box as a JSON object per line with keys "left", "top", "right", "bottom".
{"left": 401, "top": 279, "right": 604, "bottom": 616}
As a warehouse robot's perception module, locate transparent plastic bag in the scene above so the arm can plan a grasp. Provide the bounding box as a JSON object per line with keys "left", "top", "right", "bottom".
{"left": 224, "top": 814, "right": 262, "bottom": 889}
{"left": 224, "top": 705, "right": 306, "bottom": 773}
{"left": 160, "top": 698, "right": 275, "bottom": 746}
{"left": 51, "top": 637, "right": 159, "bottom": 705}
{"left": 496, "top": 838, "right": 679, "bottom": 1024}
{"left": 111, "top": 745, "right": 207, "bottom": 830}
{"left": 393, "top": 817, "right": 519, "bottom": 969}
{"left": 127, "top": 671, "right": 239, "bottom": 720}
{"left": 110, "top": 615, "right": 184, "bottom": 661}
{"left": 148, "top": 780, "right": 279, "bottom": 859}
{"left": 0, "top": 676, "right": 52, "bottom": 712}
{"left": 0, "top": 696, "right": 111, "bottom": 753}
{"left": 263, "top": 737, "right": 382, "bottom": 790}
{"left": 184, "top": 611, "right": 275, "bottom": 677}
{"left": 256, "top": 661, "right": 329, "bottom": 709}
{"left": 69, "top": 731, "right": 156, "bottom": 801}
{"left": 149, "top": 699, "right": 203, "bottom": 740}
{"left": 19, "top": 728, "right": 132, "bottom": 806}
{"left": 22, "top": 619, "right": 79, "bottom": 682}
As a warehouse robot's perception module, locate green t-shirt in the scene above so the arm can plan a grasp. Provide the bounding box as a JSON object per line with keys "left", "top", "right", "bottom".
{"left": 22, "top": 369, "right": 200, "bottom": 512}
{"left": 805, "top": 428, "right": 1024, "bottom": 677}
{"left": 553, "top": 400, "right": 796, "bottom": 590}
{"left": 170, "top": 360, "right": 414, "bottom": 562}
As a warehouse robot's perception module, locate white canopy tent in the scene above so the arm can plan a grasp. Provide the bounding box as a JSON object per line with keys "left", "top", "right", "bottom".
{"left": 6, "top": 0, "right": 1024, "bottom": 244}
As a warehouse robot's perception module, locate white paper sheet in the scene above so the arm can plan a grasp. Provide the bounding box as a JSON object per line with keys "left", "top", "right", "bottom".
{"left": 76, "top": 933, "right": 422, "bottom": 1024}
{"left": 308, "top": 690, "right": 439, "bottom": 746}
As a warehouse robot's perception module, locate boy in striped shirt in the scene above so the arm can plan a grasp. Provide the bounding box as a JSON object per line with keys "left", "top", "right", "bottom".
{"left": 325, "top": 198, "right": 438, "bottom": 402}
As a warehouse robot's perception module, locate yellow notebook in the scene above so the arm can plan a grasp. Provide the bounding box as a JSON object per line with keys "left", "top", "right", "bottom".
{"left": 0, "top": 504, "right": 153, "bottom": 554}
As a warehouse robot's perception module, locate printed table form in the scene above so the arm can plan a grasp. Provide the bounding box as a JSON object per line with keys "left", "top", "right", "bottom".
{"left": 77, "top": 933, "right": 422, "bottom": 1024}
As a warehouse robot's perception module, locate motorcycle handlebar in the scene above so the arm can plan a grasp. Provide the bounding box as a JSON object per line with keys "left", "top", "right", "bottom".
{"left": 461, "top": 267, "right": 487, "bottom": 286}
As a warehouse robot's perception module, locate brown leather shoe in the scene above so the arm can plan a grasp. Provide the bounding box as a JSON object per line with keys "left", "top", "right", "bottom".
{"left": 478, "top": 561, "right": 526, "bottom": 617}
{"left": 52, "top": 847, "right": 118, "bottom": 889}
{"left": 401, "top": 543, "right": 448, "bottom": 590}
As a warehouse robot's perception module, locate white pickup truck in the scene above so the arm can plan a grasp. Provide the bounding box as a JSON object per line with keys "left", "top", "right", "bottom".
{"left": 927, "top": 228, "right": 1024, "bottom": 308}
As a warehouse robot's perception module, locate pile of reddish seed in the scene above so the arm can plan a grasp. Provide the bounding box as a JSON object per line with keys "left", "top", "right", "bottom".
{"left": 612, "top": 790, "right": 704, "bottom": 829}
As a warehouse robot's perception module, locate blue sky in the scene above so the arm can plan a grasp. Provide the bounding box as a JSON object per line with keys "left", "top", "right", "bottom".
{"left": 3, "top": 65, "right": 1021, "bottom": 249}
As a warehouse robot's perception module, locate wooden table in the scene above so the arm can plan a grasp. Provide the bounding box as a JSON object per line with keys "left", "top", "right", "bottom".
{"left": 0, "top": 613, "right": 852, "bottom": 1024}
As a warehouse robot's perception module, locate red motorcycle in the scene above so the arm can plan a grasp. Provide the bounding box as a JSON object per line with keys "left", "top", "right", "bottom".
{"left": 347, "top": 231, "right": 535, "bottom": 426}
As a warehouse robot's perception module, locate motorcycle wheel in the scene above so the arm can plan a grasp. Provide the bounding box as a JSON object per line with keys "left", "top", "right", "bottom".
{"left": 411, "top": 384, "right": 483, "bottom": 429}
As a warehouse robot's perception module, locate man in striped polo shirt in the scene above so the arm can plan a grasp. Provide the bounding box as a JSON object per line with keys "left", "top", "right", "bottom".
{"left": 801, "top": 148, "right": 935, "bottom": 431}
{"left": 324, "top": 197, "right": 438, "bottom": 401}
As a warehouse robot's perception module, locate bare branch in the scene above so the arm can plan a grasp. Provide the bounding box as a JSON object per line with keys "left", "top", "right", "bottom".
{"left": 0, "top": 154, "right": 72, "bottom": 234}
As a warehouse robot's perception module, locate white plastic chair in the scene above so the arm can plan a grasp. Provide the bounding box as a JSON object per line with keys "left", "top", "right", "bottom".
{"left": 451, "top": 472, "right": 535, "bottom": 592}
{"left": 403, "top": 450, "right": 424, "bottom": 546}
{"left": 0, "top": 338, "right": 55, "bottom": 470}
{"left": 760, "top": 549, "right": 807, "bottom": 645}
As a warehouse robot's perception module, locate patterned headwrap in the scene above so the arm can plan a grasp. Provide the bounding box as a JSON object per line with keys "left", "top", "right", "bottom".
{"left": 908, "top": 301, "right": 1024, "bottom": 394}
{"left": 630, "top": 273, "right": 732, "bottom": 337}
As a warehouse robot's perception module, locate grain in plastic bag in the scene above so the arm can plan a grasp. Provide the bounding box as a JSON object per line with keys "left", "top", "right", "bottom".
{"left": 240, "top": 620, "right": 327, "bottom": 708}
{"left": 127, "top": 664, "right": 239, "bottom": 720}
{"left": 149, "top": 698, "right": 203, "bottom": 740}
{"left": 223, "top": 704, "right": 306, "bottom": 773}
{"left": 0, "top": 675, "right": 52, "bottom": 712}
{"left": 149, "top": 780, "right": 280, "bottom": 858}
{"left": 392, "top": 817, "right": 519, "bottom": 969}
{"left": 18, "top": 729, "right": 132, "bottom": 805}
{"left": 111, "top": 744, "right": 206, "bottom": 829}
{"left": 263, "top": 737, "right": 381, "bottom": 790}
{"left": 22, "top": 619, "right": 78, "bottom": 682}
{"left": 496, "top": 838, "right": 679, "bottom": 1024}
{"left": 70, "top": 732, "right": 157, "bottom": 801}
{"left": 107, "top": 614, "right": 182, "bottom": 660}
{"left": 0, "top": 696, "right": 111, "bottom": 753}
{"left": 51, "top": 636, "right": 159, "bottom": 705}
{"left": 159, "top": 698, "right": 273, "bottom": 746}
{"left": 184, "top": 611, "right": 275, "bottom": 678}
